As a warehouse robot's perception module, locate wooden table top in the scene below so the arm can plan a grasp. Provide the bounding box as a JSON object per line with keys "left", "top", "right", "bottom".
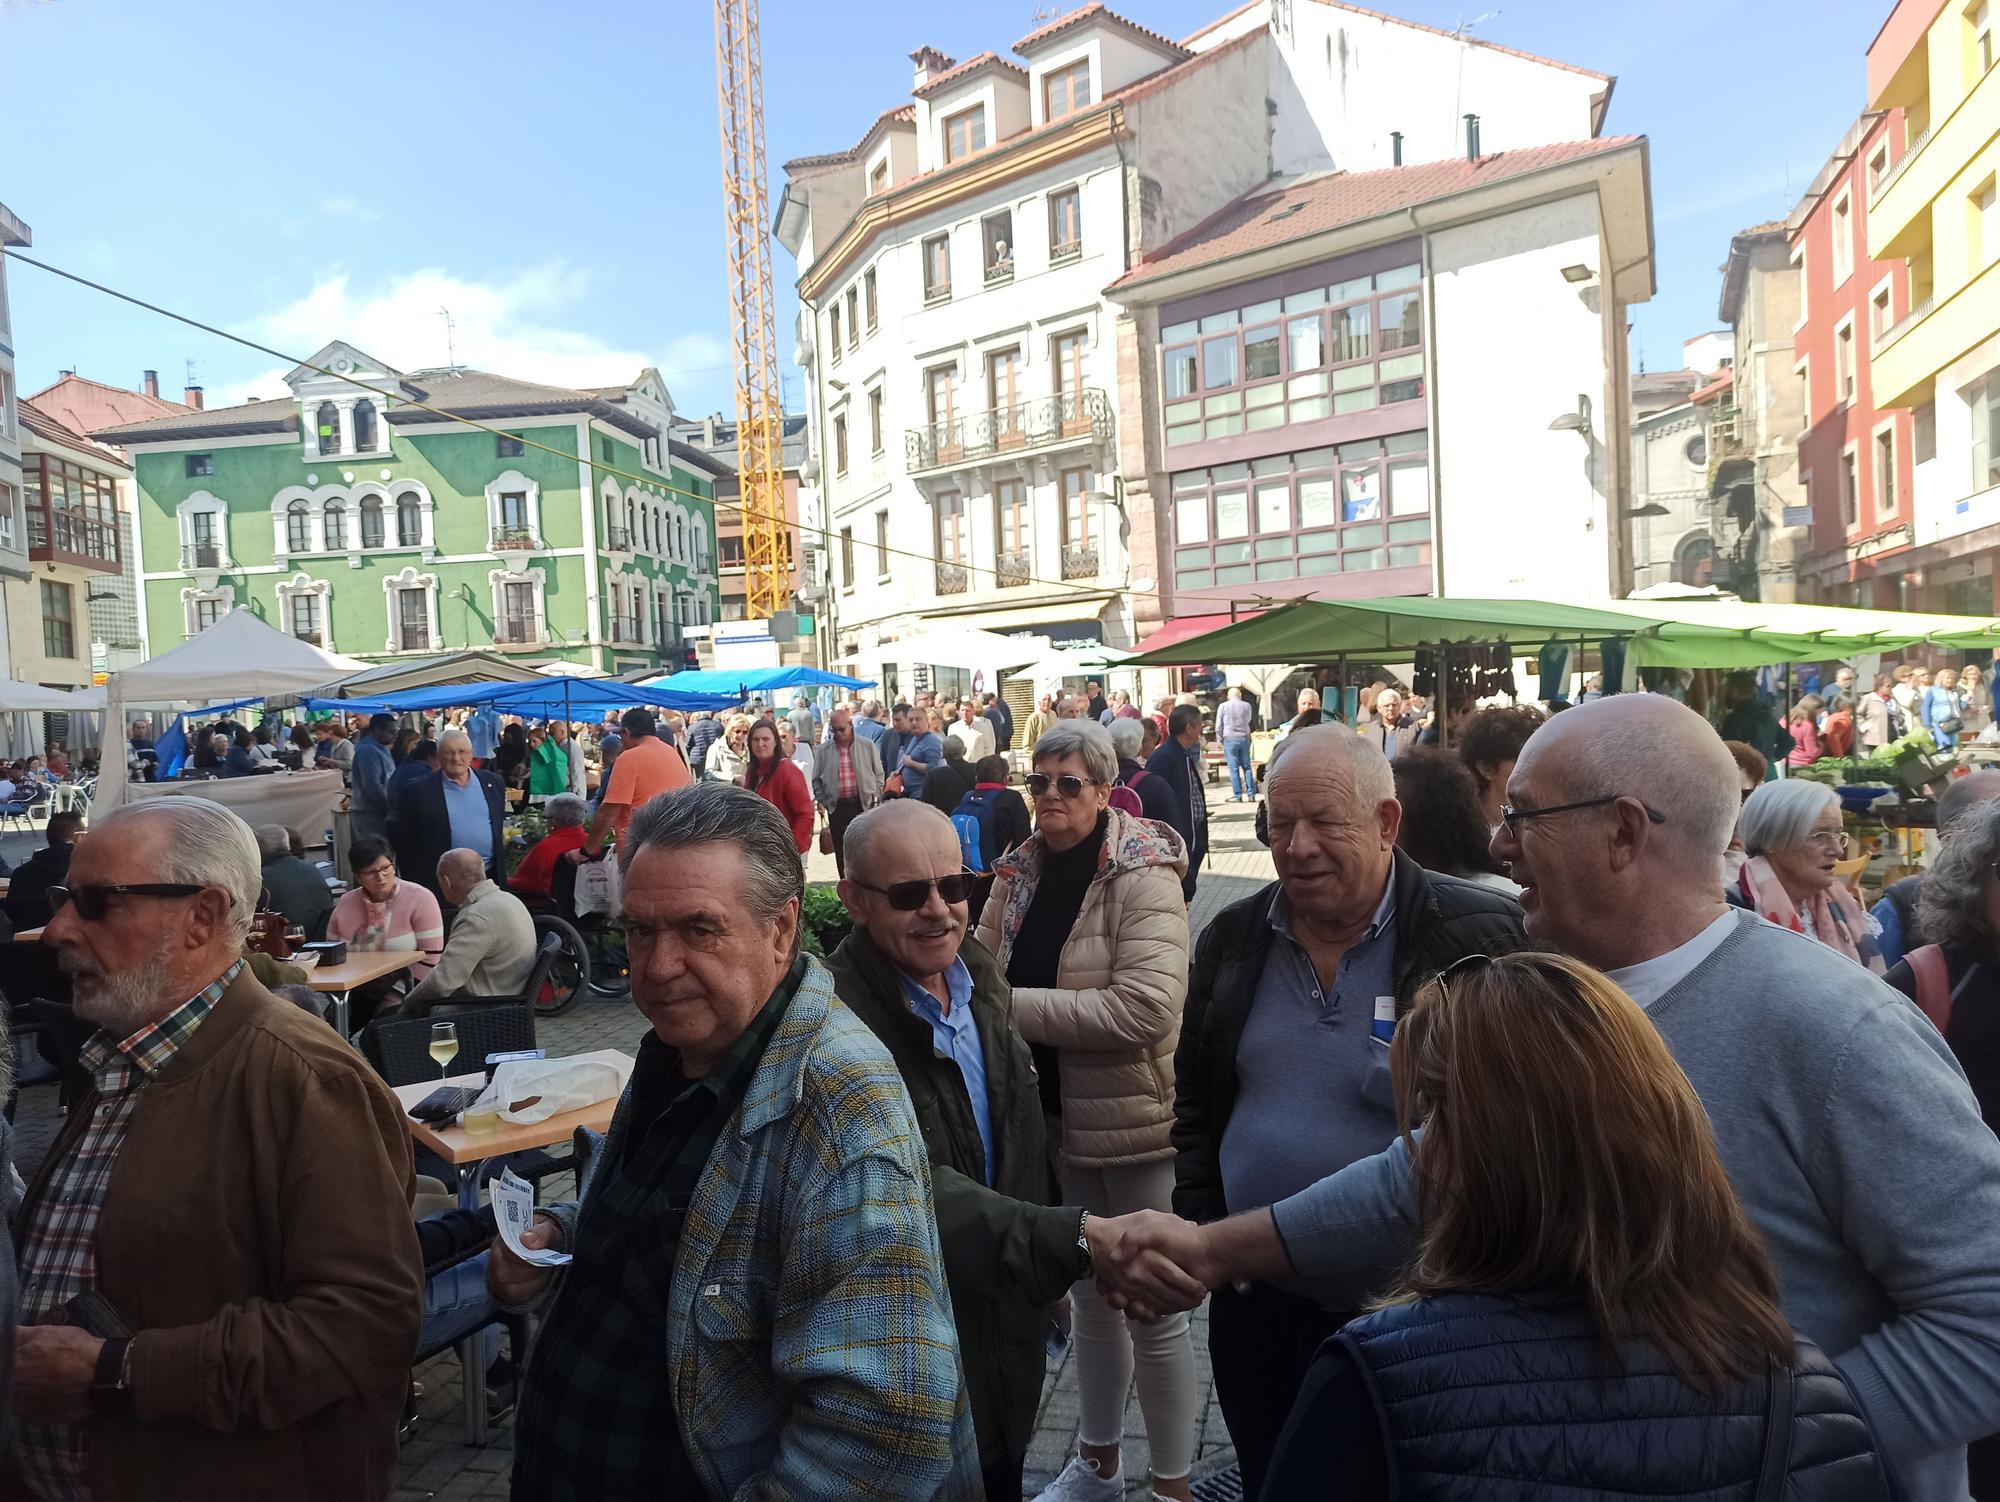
{"left": 391, "top": 1047, "right": 634, "bottom": 1165}
{"left": 305, "top": 949, "right": 423, "bottom": 992}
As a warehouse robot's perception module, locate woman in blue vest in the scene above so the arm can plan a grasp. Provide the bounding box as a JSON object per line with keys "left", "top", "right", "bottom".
{"left": 1263, "top": 950, "right": 1890, "bottom": 1502}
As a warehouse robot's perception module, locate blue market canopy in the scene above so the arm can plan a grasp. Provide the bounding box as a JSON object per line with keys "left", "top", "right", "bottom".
{"left": 297, "top": 674, "right": 738, "bottom": 718}
{"left": 644, "top": 666, "right": 876, "bottom": 696}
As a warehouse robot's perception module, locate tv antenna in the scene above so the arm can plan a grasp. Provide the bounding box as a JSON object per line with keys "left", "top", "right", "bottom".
{"left": 439, "top": 307, "right": 458, "bottom": 370}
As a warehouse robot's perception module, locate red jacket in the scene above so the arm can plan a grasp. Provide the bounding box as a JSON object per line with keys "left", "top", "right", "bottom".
{"left": 750, "top": 757, "right": 815, "bottom": 852}
{"left": 508, "top": 824, "right": 586, "bottom": 899}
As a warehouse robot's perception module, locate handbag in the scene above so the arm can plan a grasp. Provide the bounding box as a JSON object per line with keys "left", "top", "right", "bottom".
{"left": 817, "top": 815, "right": 835, "bottom": 856}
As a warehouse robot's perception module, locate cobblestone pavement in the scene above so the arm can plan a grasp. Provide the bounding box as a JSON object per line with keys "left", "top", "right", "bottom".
{"left": 11, "top": 790, "right": 1276, "bottom": 1500}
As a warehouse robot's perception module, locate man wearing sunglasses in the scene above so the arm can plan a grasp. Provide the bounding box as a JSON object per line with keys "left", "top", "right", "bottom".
{"left": 1098, "top": 693, "right": 2000, "bottom": 1502}
{"left": 825, "top": 800, "right": 1114, "bottom": 1502}
{"left": 16, "top": 797, "right": 422, "bottom": 1501}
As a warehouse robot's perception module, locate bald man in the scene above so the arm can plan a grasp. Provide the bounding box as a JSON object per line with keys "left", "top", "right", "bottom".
{"left": 821, "top": 801, "right": 1107, "bottom": 1502}
{"left": 398, "top": 848, "right": 538, "bottom": 1015}
{"left": 1101, "top": 694, "right": 2000, "bottom": 1502}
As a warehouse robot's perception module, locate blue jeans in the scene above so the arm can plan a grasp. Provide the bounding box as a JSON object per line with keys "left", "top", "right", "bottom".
{"left": 420, "top": 1250, "right": 497, "bottom": 1356}
{"left": 1224, "top": 737, "right": 1255, "bottom": 799}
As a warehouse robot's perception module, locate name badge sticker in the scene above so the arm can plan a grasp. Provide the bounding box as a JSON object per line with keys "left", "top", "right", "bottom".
{"left": 1372, "top": 995, "right": 1396, "bottom": 1046}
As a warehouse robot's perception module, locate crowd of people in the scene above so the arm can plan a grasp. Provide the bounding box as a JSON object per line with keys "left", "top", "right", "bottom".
{"left": 4, "top": 662, "right": 2000, "bottom": 1502}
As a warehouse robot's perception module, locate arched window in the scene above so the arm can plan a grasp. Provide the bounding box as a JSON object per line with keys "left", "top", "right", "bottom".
{"left": 359, "top": 495, "right": 385, "bottom": 549}
{"left": 286, "top": 498, "right": 312, "bottom": 552}
{"left": 626, "top": 498, "right": 637, "bottom": 548}
{"left": 315, "top": 402, "right": 341, "bottom": 455}
{"left": 1675, "top": 534, "right": 1715, "bottom": 588}
{"left": 396, "top": 492, "right": 422, "bottom": 547}
{"left": 641, "top": 505, "right": 652, "bottom": 552}
{"left": 323, "top": 497, "right": 348, "bottom": 551}
{"left": 352, "top": 400, "right": 378, "bottom": 452}
{"left": 675, "top": 513, "right": 687, "bottom": 562}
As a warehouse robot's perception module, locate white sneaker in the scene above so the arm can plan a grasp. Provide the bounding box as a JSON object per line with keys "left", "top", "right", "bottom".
{"left": 1031, "top": 1455, "right": 1123, "bottom": 1501}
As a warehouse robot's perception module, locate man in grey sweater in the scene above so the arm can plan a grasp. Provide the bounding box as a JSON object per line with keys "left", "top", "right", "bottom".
{"left": 1103, "top": 694, "right": 2000, "bottom": 1501}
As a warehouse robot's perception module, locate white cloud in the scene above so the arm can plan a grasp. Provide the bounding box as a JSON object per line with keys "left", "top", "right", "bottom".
{"left": 207, "top": 264, "right": 734, "bottom": 413}
{"left": 314, "top": 197, "right": 381, "bottom": 225}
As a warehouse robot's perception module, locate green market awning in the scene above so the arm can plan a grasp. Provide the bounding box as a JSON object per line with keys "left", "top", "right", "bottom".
{"left": 1124, "top": 595, "right": 2000, "bottom": 670}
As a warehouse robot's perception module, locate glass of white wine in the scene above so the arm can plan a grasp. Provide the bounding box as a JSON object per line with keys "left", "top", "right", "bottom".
{"left": 428, "top": 1020, "right": 459, "bottom": 1081}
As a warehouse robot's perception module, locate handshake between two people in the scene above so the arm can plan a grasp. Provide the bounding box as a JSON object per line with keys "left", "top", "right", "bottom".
{"left": 1084, "top": 1207, "right": 1285, "bottom": 1321}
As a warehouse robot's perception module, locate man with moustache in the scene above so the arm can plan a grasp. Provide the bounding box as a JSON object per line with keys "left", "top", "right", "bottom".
{"left": 16, "top": 798, "right": 421, "bottom": 1501}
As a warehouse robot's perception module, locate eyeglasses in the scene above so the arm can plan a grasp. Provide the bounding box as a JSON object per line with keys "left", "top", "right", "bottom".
{"left": 1498, "top": 795, "right": 1666, "bottom": 833}
{"left": 49, "top": 883, "right": 210, "bottom": 921}
{"left": 850, "top": 872, "right": 977, "bottom": 911}
{"left": 1025, "top": 773, "right": 1097, "bottom": 800}
{"left": 1804, "top": 830, "right": 1851, "bottom": 854}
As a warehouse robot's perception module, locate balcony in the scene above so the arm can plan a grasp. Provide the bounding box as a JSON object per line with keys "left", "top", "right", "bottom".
{"left": 1709, "top": 405, "right": 1743, "bottom": 450}
{"left": 985, "top": 255, "right": 1015, "bottom": 288}
{"left": 181, "top": 541, "right": 224, "bottom": 570}
{"left": 609, "top": 615, "right": 644, "bottom": 644}
{"left": 1876, "top": 294, "right": 1934, "bottom": 353}
{"left": 936, "top": 562, "right": 968, "bottom": 595}
{"left": 1868, "top": 122, "right": 1932, "bottom": 207}
{"left": 293, "top": 630, "right": 323, "bottom": 647}
{"left": 1061, "top": 541, "right": 1099, "bottom": 580}
{"left": 396, "top": 625, "right": 433, "bottom": 652}
{"left": 1050, "top": 238, "right": 1082, "bottom": 266}
{"left": 27, "top": 507, "right": 121, "bottom": 573}
{"left": 602, "top": 524, "right": 631, "bottom": 552}
{"left": 491, "top": 525, "right": 540, "bottom": 552}
{"left": 996, "top": 550, "right": 1030, "bottom": 588}
{"left": 907, "top": 389, "right": 1113, "bottom": 475}
{"left": 494, "top": 614, "right": 545, "bottom": 647}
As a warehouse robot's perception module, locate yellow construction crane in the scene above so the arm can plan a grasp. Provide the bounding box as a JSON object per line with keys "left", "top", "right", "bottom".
{"left": 713, "top": 0, "right": 790, "bottom": 621}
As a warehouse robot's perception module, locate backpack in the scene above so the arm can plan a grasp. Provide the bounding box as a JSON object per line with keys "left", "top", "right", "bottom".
{"left": 1107, "top": 767, "right": 1150, "bottom": 817}
{"left": 951, "top": 788, "right": 999, "bottom": 873}
{"left": 1905, "top": 944, "right": 1954, "bottom": 1035}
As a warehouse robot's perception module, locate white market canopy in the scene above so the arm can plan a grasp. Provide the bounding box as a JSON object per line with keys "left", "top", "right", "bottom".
{"left": 855, "top": 628, "right": 1048, "bottom": 671}
{"left": 0, "top": 681, "right": 101, "bottom": 712}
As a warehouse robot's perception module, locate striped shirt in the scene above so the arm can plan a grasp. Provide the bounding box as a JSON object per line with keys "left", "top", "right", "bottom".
{"left": 327, "top": 881, "right": 445, "bottom": 981}
{"left": 16, "top": 962, "right": 240, "bottom": 1500}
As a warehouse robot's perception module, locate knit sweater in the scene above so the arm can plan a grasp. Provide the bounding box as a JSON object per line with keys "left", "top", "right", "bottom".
{"left": 1267, "top": 911, "right": 2000, "bottom": 1501}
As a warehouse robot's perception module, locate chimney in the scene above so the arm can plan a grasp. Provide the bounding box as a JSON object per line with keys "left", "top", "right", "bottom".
{"left": 909, "top": 45, "right": 954, "bottom": 91}
{"left": 1464, "top": 114, "right": 1482, "bottom": 161}
{"left": 184, "top": 385, "right": 204, "bottom": 410}
{"left": 1391, "top": 131, "right": 1403, "bottom": 167}
{"left": 703, "top": 413, "right": 718, "bottom": 446}
{"left": 142, "top": 369, "right": 159, "bottom": 399}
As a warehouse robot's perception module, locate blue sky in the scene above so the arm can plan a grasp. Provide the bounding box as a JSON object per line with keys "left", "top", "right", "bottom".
{"left": 2, "top": 0, "right": 1892, "bottom": 418}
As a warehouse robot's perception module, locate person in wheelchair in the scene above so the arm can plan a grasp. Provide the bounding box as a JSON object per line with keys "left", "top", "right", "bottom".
{"left": 507, "top": 793, "right": 588, "bottom": 914}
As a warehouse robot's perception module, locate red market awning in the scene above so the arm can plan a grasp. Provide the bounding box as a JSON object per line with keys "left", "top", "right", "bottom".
{"left": 1130, "top": 611, "right": 1267, "bottom": 663}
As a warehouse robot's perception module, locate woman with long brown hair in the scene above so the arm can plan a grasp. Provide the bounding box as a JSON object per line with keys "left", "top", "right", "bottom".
{"left": 1263, "top": 951, "right": 1889, "bottom": 1500}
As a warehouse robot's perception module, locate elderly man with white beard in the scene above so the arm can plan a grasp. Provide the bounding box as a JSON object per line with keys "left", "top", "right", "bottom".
{"left": 16, "top": 797, "right": 421, "bottom": 1502}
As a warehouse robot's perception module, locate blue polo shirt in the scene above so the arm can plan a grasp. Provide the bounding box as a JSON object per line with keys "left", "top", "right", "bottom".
{"left": 440, "top": 772, "right": 493, "bottom": 864}
{"left": 898, "top": 956, "right": 993, "bottom": 1185}
{"left": 899, "top": 731, "right": 943, "bottom": 800}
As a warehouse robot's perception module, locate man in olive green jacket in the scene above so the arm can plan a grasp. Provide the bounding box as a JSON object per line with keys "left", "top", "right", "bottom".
{"left": 826, "top": 801, "right": 1121, "bottom": 1502}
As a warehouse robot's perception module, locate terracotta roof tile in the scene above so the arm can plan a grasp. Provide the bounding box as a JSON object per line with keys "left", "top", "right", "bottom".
{"left": 24, "top": 373, "right": 192, "bottom": 441}
{"left": 16, "top": 397, "right": 103, "bottom": 455}
{"left": 1109, "top": 136, "right": 1643, "bottom": 292}
{"left": 1013, "top": 3, "right": 1190, "bottom": 60}
{"left": 783, "top": 103, "right": 915, "bottom": 172}
{"left": 913, "top": 51, "right": 1028, "bottom": 99}
{"left": 1689, "top": 370, "right": 1735, "bottom": 405}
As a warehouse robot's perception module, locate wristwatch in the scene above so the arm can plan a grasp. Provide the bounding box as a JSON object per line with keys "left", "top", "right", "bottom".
{"left": 89, "top": 1336, "right": 135, "bottom": 1419}
{"left": 1075, "top": 1211, "right": 1094, "bottom": 1280}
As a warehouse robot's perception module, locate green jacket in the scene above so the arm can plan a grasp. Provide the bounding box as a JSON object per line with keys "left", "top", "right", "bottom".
{"left": 527, "top": 736, "right": 569, "bottom": 798}
{"left": 823, "top": 928, "right": 1081, "bottom": 1476}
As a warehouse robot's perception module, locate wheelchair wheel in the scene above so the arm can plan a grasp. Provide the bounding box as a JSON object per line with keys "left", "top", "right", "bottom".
{"left": 531, "top": 915, "right": 590, "bottom": 1016}
{"left": 585, "top": 937, "right": 631, "bottom": 1000}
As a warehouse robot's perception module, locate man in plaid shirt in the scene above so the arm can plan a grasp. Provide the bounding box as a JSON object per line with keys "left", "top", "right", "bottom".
{"left": 811, "top": 707, "right": 884, "bottom": 878}
{"left": 492, "top": 783, "right": 976, "bottom": 1500}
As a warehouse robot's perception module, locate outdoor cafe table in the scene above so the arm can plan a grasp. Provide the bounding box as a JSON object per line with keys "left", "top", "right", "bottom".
{"left": 307, "top": 950, "right": 421, "bottom": 1036}
{"left": 390, "top": 1046, "right": 634, "bottom": 1441}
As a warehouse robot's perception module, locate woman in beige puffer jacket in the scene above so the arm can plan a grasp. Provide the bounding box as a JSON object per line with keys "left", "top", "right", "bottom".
{"left": 974, "top": 719, "right": 1195, "bottom": 1502}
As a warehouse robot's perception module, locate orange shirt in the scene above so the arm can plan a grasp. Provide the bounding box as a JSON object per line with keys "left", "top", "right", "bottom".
{"left": 602, "top": 734, "right": 691, "bottom": 836}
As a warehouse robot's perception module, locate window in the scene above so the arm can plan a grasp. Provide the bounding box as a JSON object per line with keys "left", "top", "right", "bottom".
{"left": 876, "top": 509, "right": 890, "bottom": 576}
{"left": 1979, "top": 178, "right": 1999, "bottom": 268}
{"left": 1791, "top": 250, "right": 1807, "bottom": 329}
{"left": 840, "top": 526, "right": 855, "bottom": 589}
{"left": 315, "top": 402, "right": 341, "bottom": 455}
{"left": 1842, "top": 449, "right": 1859, "bottom": 525}
{"left": 499, "top": 491, "right": 529, "bottom": 530}
{"left": 1049, "top": 187, "right": 1082, "bottom": 261}
{"left": 1052, "top": 330, "right": 1087, "bottom": 402}
{"left": 41, "top": 580, "right": 75, "bottom": 658}
{"left": 1061, "top": 467, "right": 1092, "bottom": 546}
{"left": 1869, "top": 146, "right": 1889, "bottom": 196}
{"left": 1168, "top": 435, "right": 1431, "bottom": 589}
{"left": 1872, "top": 283, "right": 1894, "bottom": 340}
{"left": 995, "top": 478, "right": 1029, "bottom": 563}
{"left": 864, "top": 268, "right": 878, "bottom": 331}
{"left": 323, "top": 497, "right": 347, "bottom": 550}
{"left": 191, "top": 595, "right": 226, "bottom": 633}
{"left": 833, "top": 413, "right": 849, "bottom": 476}
{"left": 288, "top": 591, "right": 321, "bottom": 642}
{"left": 397, "top": 492, "right": 423, "bottom": 546}
{"left": 499, "top": 580, "right": 539, "bottom": 643}
{"left": 1837, "top": 321, "right": 1856, "bottom": 402}
{"left": 845, "top": 287, "right": 860, "bottom": 349}
{"left": 0, "top": 481, "right": 11, "bottom": 547}
{"left": 496, "top": 434, "right": 524, "bottom": 458}
{"left": 926, "top": 364, "right": 958, "bottom": 431}
{"left": 1044, "top": 58, "right": 1092, "bottom": 120}
{"left": 185, "top": 453, "right": 214, "bottom": 478}
{"left": 862, "top": 387, "right": 882, "bottom": 455}
{"left": 286, "top": 498, "right": 312, "bottom": 552}
{"left": 1876, "top": 428, "right": 1896, "bottom": 517}
{"left": 923, "top": 234, "right": 952, "bottom": 302}
{"left": 719, "top": 534, "right": 745, "bottom": 568}
{"left": 1975, "top": 373, "right": 2000, "bottom": 491}
{"left": 352, "top": 399, "right": 378, "bottom": 451}
{"left": 984, "top": 212, "right": 1015, "bottom": 284}
{"left": 987, "top": 345, "right": 1022, "bottom": 421}
{"left": 1832, "top": 192, "right": 1853, "bottom": 285}
{"left": 937, "top": 490, "right": 968, "bottom": 561}
{"left": 394, "top": 584, "right": 431, "bottom": 649}
{"left": 942, "top": 106, "right": 986, "bottom": 163}
{"left": 870, "top": 159, "right": 889, "bottom": 195}
{"left": 829, "top": 302, "right": 843, "bottom": 360}
{"left": 1978, "top": 0, "right": 1995, "bottom": 72}
{"left": 1160, "top": 265, "right": 1425, "bottom": 446}
{"left": 359, "top": 495, "right": 385, "bottom": 549}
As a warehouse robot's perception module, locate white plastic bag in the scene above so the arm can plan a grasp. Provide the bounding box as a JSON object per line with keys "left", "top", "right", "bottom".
{"left": 572, "top": 854, "right": 622, "bottom": 919}
{"left": 471, "top": 1057, "right": 623, "bottom": 1126}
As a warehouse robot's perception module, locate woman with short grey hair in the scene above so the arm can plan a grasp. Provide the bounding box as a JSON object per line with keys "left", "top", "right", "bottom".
{"left": 1029, "top": 719, "right": 1118, "bottom": 788}
{"left": 1735, "top": 778, "right": 1881, "bottom": 970}
{"left": 543, "top": 793, "right": 588, "bottom": 829}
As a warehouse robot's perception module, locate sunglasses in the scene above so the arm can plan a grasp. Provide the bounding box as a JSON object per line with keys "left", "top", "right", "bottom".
{"left": 1025, "top": 773, "right": 1097, "bottom": 800}
{"left": 850, "top": 872, "right": 977, "bottom": 911}
{"left": 49, "top": 883, "right": 210, "bottom": 921}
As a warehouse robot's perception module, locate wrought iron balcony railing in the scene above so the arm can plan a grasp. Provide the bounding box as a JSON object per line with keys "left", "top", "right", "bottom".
{"left": 936, "top": 562, "right": 968, "bottom": 595}
{"left": 495, "top": 614, "right": 544, "bottom": 645}
{"left": 906, "top": 388, "right": 1112, "bottom": 473}
{"left": 182, "top": 541, "right": 223, "bottom": 569}
{"left": 996, "top": 550, "right": 1030, "bottom": 588}
{"left": 1061, "top": 541, "right": 1099, "bottom": 580}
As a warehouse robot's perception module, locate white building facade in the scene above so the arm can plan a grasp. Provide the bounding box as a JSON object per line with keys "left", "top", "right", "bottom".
{"left": 0, "top": 201, "right": 29, "bottom": 684}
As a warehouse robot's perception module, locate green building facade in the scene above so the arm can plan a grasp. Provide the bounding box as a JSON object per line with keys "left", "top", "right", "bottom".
{"left": 97, "top": 342, "right": 720, "bottom": 674}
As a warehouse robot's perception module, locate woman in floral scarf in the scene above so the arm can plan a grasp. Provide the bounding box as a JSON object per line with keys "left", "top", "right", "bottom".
{"left": 1737, "top": 778, "right": 1882, "bottom": 971}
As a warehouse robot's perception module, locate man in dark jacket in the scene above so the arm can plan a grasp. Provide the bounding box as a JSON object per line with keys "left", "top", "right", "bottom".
{"left": 388, "top": 728, "right": 505, "bottom": 906}
{"left": 1144, "top": 703, "right": 1210, "bottom": 901}
{"left": 980, "top": 692, "right": 1013, "bottom": 753}
{"left": 5, "top": 810, "right": 82, "bottom": 930}
{"left": 825, "top": 800, "right": 1116, "bottom": 1502}
{"left": 254, "top": 824, "right": 335, "bottom": 941}
{"left": 920, "top": 735, "right": 977, "bottom": 817}
{"left": 1170, "top": 724, "right": 1524, "bottom": 1495}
